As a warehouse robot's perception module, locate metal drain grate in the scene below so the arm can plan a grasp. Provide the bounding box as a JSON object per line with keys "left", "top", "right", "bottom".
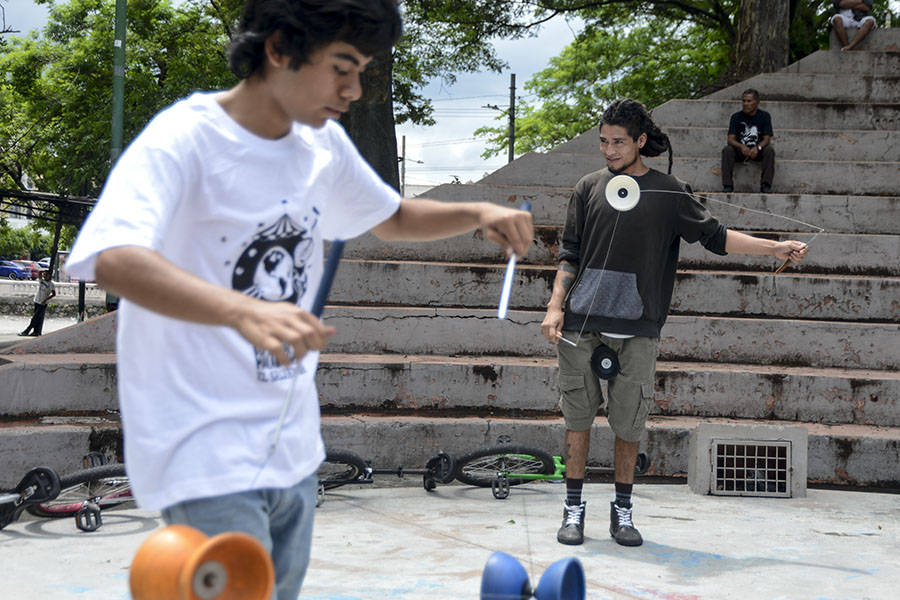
{"left": 711, "top": 439, "right": 792, "bottom": 497}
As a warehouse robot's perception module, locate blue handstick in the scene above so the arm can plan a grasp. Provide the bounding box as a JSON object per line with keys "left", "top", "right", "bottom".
{"left": 311, "top": 240, "right": 345, "bottom": 318}
{"left": 520, "top": 200, "right": 531, "bottom": 212}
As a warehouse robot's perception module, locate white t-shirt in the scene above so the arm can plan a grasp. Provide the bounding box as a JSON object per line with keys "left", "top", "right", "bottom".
{"left": 34, "top": 279, "right": 55, "bottom": 304}
{"left": 67, "top": 92, "right": 400, "bottom": 510}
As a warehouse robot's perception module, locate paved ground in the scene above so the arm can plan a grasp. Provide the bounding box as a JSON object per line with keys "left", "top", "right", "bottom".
{"left": 0, "top": 315, "right": 78, "bottom": 349}
{"left": 2, "top": 315, "right": 897, "bottom": 598}
{"left": 2, "top": 480, "right": 897, "bottom": 599}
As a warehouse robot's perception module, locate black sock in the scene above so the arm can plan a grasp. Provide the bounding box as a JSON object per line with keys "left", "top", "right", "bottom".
{"left": 566, "top": 478, "right": 584, "bottom": 505}
{"left": 614, "top": 482, "right": 633, "bottom": 506}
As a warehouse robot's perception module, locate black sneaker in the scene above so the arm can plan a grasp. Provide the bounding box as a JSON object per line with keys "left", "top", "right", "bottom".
{"left": 760, "top": 183, "right": 772, "bottom": 194}
{"left": 557, "top": 501, "right": 586, "bottom": 545}
{"left": 609, "top": 500, "right": 643, "bottom": 546}
{"left": 722, "top": 185, "right": 734, "bottom": 193}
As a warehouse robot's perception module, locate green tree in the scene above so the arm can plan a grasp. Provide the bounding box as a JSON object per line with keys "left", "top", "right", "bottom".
{"left": 474, "top": 0, "right": 882, "bottom": 158}
{"left": 475, "top": 16, "right": 731, "bottom": 157}
{"left": 0, "top": 221, "right": 33, "bottom": 259}
{"left": 1, "top": 0, "right": 237, "bottom": 197}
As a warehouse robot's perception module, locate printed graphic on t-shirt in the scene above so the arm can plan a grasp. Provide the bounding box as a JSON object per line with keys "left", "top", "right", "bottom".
{"left": 738, "top": 122, "right": 759, "bottom": 147}
{"left": 232, "top": 208, "right": 317, "bottom": 382}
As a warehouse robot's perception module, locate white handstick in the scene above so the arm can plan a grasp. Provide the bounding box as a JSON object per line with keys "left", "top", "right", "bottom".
{"left": 497, "top": 252, "right": 517, "bottom": 320}
{"left": 497, "top": 201, "right": 532, "bottom": 320}
{"left": 556, "top": 332, "right": 578, "bottom": 347}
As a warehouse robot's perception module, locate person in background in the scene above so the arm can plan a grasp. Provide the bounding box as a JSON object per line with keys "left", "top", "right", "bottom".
{"left": 721, "top": 89, "right": 775, "bottom": 194}
{"left": 832, "top": 0, "right": 876, "bottom": 51}
{"left": 19, "top": 270, "right": 56, "bottom": 337}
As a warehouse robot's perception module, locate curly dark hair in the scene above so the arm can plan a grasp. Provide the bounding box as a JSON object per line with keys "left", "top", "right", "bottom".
{"left": 228, "top": 0, "right": 403, "bottom": 79}
{"left": 599, "top": 98, "right": 674, "bottom": 174}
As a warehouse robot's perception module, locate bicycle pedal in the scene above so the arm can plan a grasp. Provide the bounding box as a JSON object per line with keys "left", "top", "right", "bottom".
{"left": 75, "top": 502, "right": 103, "bottom": 532}
{"left": 82, "top": 452, "right": 108, "bottom": 468}
{"left": 16, "top": 467, "right": 60, "bottom": 506}
{"left": 491, "top": 475, "right": 510, "bottom": 500}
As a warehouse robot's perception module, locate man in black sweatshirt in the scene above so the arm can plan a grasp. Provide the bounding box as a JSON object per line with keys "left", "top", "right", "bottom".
{"left": 541, "top": 99, "right": 808, "bottom": 547}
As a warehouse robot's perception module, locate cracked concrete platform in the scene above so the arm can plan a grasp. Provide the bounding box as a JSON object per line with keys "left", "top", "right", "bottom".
{"left": 2, "top": 482, "right": 897, "bottom": 599}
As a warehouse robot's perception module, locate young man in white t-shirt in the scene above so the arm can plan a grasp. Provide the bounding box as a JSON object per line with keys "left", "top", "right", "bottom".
{"left": 65, "top": 1, "right": 532, "bottom": 597}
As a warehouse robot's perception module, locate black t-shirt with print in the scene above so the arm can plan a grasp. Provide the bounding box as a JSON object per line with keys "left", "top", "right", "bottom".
{"left": 728, "top": 109, "right": 773, "bottom": 148}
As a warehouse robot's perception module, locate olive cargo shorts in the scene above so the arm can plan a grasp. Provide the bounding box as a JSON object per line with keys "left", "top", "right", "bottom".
{"left": 557, "top": 331, "right": 658, "bottom": 441}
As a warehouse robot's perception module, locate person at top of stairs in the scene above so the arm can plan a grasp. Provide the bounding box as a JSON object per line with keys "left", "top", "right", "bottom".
{"left": 832, "top": 0, "right": 877, "bottom": 51}
{"left": 542, "top": 98, "right": 809, "bottom": 547}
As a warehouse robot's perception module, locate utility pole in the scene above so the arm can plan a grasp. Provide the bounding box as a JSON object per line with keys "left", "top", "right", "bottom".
{"left": 95, "top": 0, "right": 126, "bottom": 321}
{"left": 400, "top": 135, "right": 406, "bottom": 198}
{"left": 508, "top": 73, "right": 516, "bottom": 164}
{"left": 397, "top": 136, "right": 423, "bottom": 196}
{"left": 111, "top": 0, "right": 127, "bottom": 163}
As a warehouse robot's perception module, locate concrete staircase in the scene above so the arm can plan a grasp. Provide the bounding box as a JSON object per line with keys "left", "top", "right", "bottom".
{"left": 318, "top": 29, "right": 900, "bottom": 488}
{"left": 1, "top": 30, "right": 898, "bottom": 489}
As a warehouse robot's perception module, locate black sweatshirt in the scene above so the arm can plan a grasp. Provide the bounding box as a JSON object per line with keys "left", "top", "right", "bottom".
{"left": 560, "top": 168, "right": 727, "bottom": 337}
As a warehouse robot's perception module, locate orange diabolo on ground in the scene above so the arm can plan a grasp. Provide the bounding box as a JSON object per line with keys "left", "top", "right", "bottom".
{"left": 130, "top": 524, "right": 274, "bottom": 600}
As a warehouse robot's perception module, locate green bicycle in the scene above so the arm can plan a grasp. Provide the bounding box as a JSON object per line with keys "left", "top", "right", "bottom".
{"left": 454, "top": 436, "right": 650, "bottom": 499}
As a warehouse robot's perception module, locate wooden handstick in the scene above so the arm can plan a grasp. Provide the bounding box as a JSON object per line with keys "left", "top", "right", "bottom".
{"left": 774, "top": 258, "right": 792, "bottom": 274}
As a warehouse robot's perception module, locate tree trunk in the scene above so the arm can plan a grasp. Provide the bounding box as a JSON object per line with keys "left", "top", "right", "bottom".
{"left": 339, "top": 52, "right": 400, "bottom": 192}
{"left": 734, "top": 0, "right": 791, "bottom": 80}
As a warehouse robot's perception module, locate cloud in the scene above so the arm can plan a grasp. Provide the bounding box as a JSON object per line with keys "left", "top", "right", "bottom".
{"left": 396, "top": 16, "right": 583, "bottom": 189}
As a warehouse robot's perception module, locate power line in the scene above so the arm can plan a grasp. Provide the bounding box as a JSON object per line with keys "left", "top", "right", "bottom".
{"left": 406, "top": 137, "right": 480, "bottom": 148}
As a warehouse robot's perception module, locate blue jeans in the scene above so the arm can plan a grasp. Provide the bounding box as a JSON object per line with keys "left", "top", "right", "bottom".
{"left": 161, "top": 474, "right": 318, "bottom": 600}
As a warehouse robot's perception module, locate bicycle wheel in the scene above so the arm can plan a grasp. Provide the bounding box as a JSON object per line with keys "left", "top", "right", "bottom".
{"left": 318, "top": 450, "right": 367, "bottom": 490}
{"left": 27, "top": 463, "right": 132, "bottom": 518}
{"left": 455, "top": 445, "right": 555, "bottom": 487}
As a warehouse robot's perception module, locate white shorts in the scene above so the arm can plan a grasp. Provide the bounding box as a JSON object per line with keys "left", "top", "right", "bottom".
{"left": 832, "top": 10, "right": 876, "bottom": 28}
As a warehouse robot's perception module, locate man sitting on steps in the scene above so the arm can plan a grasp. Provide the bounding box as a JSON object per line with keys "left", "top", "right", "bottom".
{"left": 721, "top": 88, "right": 775, "bottom": 194}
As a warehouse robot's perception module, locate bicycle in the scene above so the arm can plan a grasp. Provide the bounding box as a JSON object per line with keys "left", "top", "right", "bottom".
{"left": 454, "top": 436, "right": 651, "bottom": 499}
{"left": 26, "top": 458, "right": 133, "bottom": 531}
{"left": 316, "top": 449, "right": 458, "bottom": 506}
{"left": 0, "top": 453, "right": 134, "bottom": 533}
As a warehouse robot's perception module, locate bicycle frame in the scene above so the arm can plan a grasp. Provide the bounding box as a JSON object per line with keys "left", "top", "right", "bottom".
{"left": 494, "top": 454, "right": 567, "bottom": 482}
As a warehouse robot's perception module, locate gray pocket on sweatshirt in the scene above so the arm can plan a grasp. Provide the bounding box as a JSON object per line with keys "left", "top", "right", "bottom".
{"left": 568, "top": 268, "right": 643, "bottom": 320}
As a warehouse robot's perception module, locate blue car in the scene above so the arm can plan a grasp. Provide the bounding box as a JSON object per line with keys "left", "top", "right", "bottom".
{"left": 0, "top": 260, "right": 31, "bottom": 280}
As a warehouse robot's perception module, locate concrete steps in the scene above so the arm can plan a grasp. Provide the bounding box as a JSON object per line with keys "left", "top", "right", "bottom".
{"left": 317, "top": 38, "right": 900, "bottom": 492}
{"left": 827, "top": 27, "right": 900, "bottom": 52}
{"left": 480, "top": 152, "right": 899, "bottom": 196}
{"left": 649, "top": 100, "right": 900, "bottom": 131}
{"left": 410, "top": 185, "right": 900, "bottom": 234}
{"left": 329, "top": 259, "right": 899, "bottom": 322}
{"left": 320, "top": 308, "right": 900, "bottom": 370}
{"left": 0, "top": 353, "right": 117, "bottom": 416}
{"left": 781, "top": 49, "right": 900, "bottom": 76}
{"left": 319, "top": 415, "right": 900, "bottom": 487}
{"left": 318, "top": 353, "right": 900, "bottom": 428}
{"left": 556, "top": 126, "right": 900, "bottom": 162}
{"left": 707, "top": 73, "right": 899, "bottom": 103}
{"left": 3, "top": 34, "right": 898, "bottom": 492}
{"left": 0, "top": 418, "right": 121, "bottom": 489}
{"left": 340, "top": 231, "right": 900, "bottom": 275}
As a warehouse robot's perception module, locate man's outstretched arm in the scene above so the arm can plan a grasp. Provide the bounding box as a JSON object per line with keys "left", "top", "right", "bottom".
{"left": 370, "top": 198, "right": 533, "bottom": 258}
{"left": 725, "top": 230, "right": 808, "bottom": 264}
